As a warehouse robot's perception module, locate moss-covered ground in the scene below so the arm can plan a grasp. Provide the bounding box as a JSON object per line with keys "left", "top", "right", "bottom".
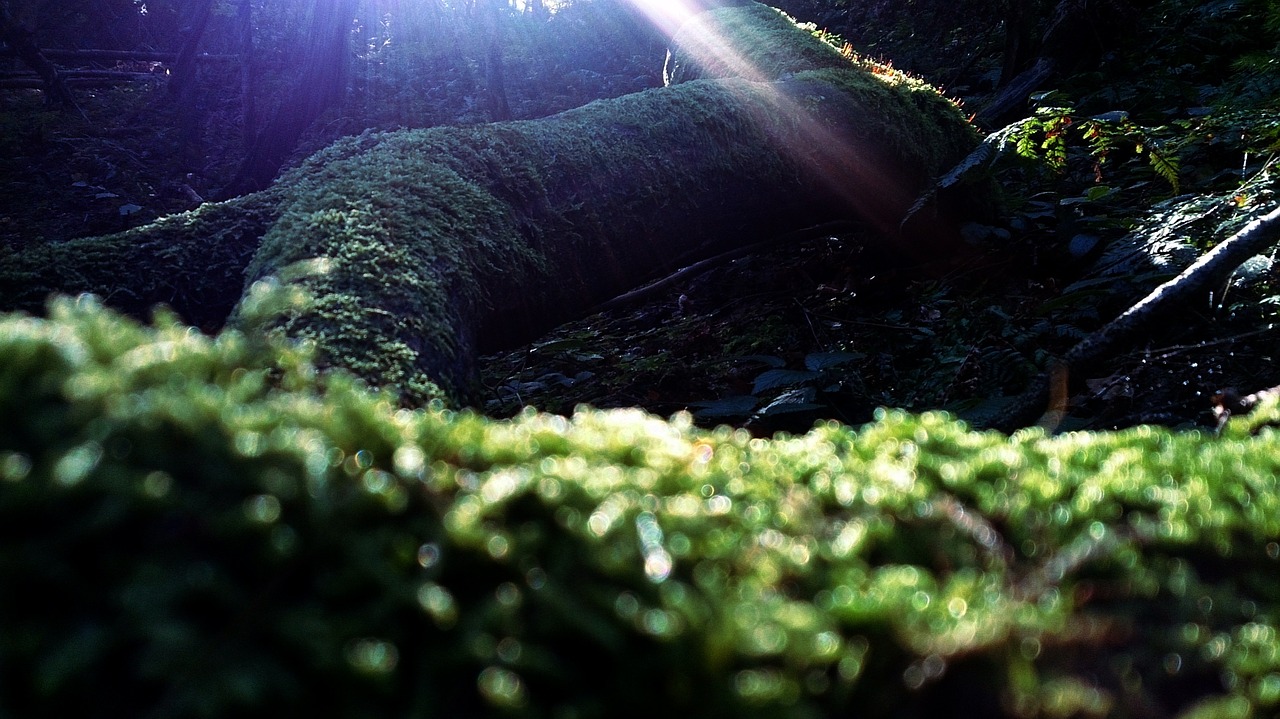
{"left": 4, "top": 293, "right": 1280, "bottom": 718}
{"left": 7, "top": 224, "right": 1273, "bottom": 718}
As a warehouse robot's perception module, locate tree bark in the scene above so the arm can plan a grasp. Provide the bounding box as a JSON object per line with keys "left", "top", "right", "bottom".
{"left": 167, "top": 0, "right": 215, "bottom": 99}
{"left": 168, "top": 0, "right": 216, "bottom": 171}
{"left": 238, "top": 0, "right": 257, "bottom": 148}
{"left": 998, "top": 0, "right": 1038, "bottom": 86}
{"left": 218, "top": 0, "right": 357, "bottom": 198}
{"left": 0, "top": 3, "right": 984, "bottom": 405}
{"left": 0, "top": 2, "right": 79, "bottom": 111}
{"left": 482, "top": 0, "right": 511, "bottom": 122}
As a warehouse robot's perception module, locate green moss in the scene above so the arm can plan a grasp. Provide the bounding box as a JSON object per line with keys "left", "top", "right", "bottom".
{"left": 4, "top": 297, "right": 1280, "bottom": 718}
{"left": 798, "top": 66, "right": 977, "bottom": 177}
{"left": 247, "top": 150, "right": 542, "bottom": 404}
{"left": 239, "top": 2, "right": 978, "bottom": 408}
{"left": 0, "top": 190, "right": 282, "bottom": 329}
{"left": 665, "top": 4, "right": 853, "bottom": 84}
{"left": 244, "top": 54, "right": 979, "bottom": 402}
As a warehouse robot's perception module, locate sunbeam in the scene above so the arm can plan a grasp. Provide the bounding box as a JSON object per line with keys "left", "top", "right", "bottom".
{"left": 625, "top": 0, "right": 699, "bottom": 37}
{"left": 631, "top": 1, "right": 936, "bottom": 244}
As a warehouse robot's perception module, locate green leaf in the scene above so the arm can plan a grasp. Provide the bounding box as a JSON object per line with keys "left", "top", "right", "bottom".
{"left": 753, "top": 369, "right": 821, "bottom": 394}
{"left": 1085, "top": 185, "right": 1114, "bottom": 201}
{"left": 804, "top": 351, "right": 863, "bottom": 371}
{"left": 1148, "top": 149, "right": 1181, "bottom": 192}
{"left": 688, "top": 395, "right": 759, "bottom": 418}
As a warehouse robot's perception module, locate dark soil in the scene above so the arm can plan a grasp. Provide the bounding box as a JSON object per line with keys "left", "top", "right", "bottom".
{"left": 479, "top": 224, "right": 1278, "bottom": 435}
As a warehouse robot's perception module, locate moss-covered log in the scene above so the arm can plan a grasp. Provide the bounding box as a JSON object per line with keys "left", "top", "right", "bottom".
{"left": 0, "top": 191, "right": 282, "bottom": 331}
{"left": 0, "top": 3, "right": 981, "bottom": 404}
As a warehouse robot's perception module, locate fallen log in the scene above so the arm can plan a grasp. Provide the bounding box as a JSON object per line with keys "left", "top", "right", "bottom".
{"left": 0, "top": 69, "right": 163, "bottom": 79}
{"left": 0, "top": 74, "right": 162, "bottom": 90}
{"left": 0, "top": 3, "right": 985, "bottom": 405}
{"left": 0, "top": 48, "right": 239, "bottom": 63}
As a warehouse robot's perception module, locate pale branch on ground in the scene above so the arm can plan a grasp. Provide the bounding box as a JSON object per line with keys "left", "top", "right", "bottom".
{"left": 992, "top": 203, "right": 1280, "bottom": 432}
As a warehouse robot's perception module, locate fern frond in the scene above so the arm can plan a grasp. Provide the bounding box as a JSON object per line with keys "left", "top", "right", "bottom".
{"left": 1147, "top": 147, "right": 1181, "bottom": 193}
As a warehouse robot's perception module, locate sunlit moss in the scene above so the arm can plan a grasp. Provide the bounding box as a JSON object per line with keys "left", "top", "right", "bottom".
{"left": 665, "top": 5, "right": 865, "bottom": 86}
{"left": 8, "top": 291, "right": 1280, "bottom": 718}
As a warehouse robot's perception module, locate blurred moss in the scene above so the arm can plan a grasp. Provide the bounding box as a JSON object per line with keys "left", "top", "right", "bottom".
{"left": 3, "top": 296, "right": 1280, "bottom": 718}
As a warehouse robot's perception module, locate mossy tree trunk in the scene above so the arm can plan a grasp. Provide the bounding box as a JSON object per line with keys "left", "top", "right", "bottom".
{"left": 0, "top": 3, "right": 984, "bottom": 406}
{"left": 0, "top": 2, "right": 79, "bottom": 111}
{"left": 219, "top": 0, "right": 357, "bottom": 198}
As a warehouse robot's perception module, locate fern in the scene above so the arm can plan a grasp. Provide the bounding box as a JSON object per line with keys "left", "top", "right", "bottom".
{"left": 903, "top": 104, "right": 1188, "bottom": 229}
{"left": 1147, "top": 146, "right": 1181, "bottom": 193}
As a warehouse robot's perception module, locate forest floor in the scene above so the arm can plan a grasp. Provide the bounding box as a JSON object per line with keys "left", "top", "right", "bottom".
{"left": 0, "top": 83, "right": 238, "bottom": 248}
{"left": 479, "top": 221, "right": 1276, "bottom": 434}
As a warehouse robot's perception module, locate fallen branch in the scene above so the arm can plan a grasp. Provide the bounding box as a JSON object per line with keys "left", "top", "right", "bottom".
{"left": 0, "top": 69, "right": 164, "bottom": 79}
{"left": 0, "top": 48, "right": 239, "bottom": 63}
{"left": 992, "top": 203, "right": 1280, "bottom": 432}
{"left": 0, "top": 73, "right": 164, "bottom": 90}
{"left": 596, "top": 221, "right": 860, "bottom": 312}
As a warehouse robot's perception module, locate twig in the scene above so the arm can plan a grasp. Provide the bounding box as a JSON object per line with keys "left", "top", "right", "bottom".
{"left": 1137, "top": 324, "right": 1278, "bottom": 359}
{"left": 594, "top": 221, "right": 860, "bottom": 312}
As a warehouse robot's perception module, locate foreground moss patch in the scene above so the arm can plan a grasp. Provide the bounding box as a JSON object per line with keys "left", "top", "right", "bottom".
{"left": 2, "top": 297, "right": 1279, "bottom": 719}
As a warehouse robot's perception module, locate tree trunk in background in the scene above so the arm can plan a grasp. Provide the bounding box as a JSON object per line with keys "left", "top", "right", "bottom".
{"left": 238, "top": 0, "right": 256, "bottom": 148}
{"left": 483, "top": 0, "right": 511, "bottom": 121}
{"left": 167, "top": 0, "right": 213, "bottom": 99}
{"left": 998, "top": 0, "right": 1036, "bottom": 86}
{"left": 0, "top": 2, "right": 79, "bottom": 111}
{"left": 169, "top": 0, "right": 215, "bottom": 171}
{"left": 218, "top": 0, "right": 356, "bottom": 198}
{"left": 976, "top": 0, "right": 1134, "bottom": 128}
